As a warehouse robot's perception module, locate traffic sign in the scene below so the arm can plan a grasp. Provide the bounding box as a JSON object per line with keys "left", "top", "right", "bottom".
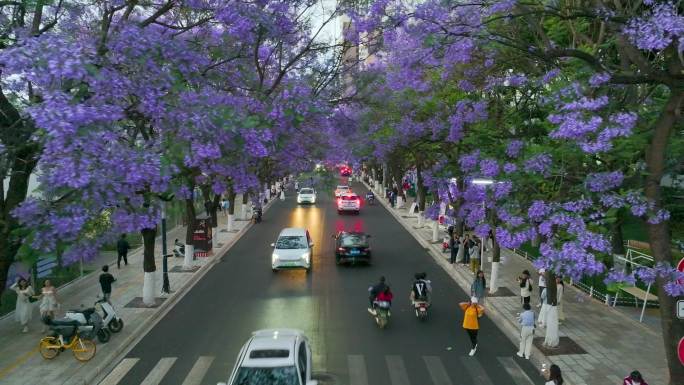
{"left": 678, "top": 300, "right": 684, "bottom": 320}
{"left": 679, "top": 337, "right": 684, "bottom": 366}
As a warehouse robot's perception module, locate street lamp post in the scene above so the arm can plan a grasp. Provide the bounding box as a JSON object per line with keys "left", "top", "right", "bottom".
{"left": 161, "top": 202, "right": 170, "bottom": 294}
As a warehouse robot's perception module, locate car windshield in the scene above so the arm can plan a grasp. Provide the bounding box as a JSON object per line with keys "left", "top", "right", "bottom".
{"left": 232, "top": 366, "right": 299, "bottom": 385}
{"left": 341, "top": 234, "right": 367, "bottom": 247}
{"left": 336, "top": 186, "right": 349, "bottom": 191}
{"left": 299, "top": 188, "right": 314, "bottom": 194}
{"left": 275, "top": 236, "right": 308, "bottom": 249}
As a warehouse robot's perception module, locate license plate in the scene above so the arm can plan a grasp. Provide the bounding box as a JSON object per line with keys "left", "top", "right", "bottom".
{"left": 350, "top": 249, "right": 360, "bottom": 255}
{"left": 285, "top": 262, "right": 298, "bottom": 266}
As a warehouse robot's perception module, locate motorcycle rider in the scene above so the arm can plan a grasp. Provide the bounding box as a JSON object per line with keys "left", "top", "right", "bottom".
{"left": 365, "top": 190, "right": 375, "bottom": 203}
{"left": 251, "top": 199, "right": 263, "bottom": 223}
{"left": 410, "top": 272, "right": 432, "bottom": 305}
{"left": 367, "top": 276, "right": 388, "bottom": 314}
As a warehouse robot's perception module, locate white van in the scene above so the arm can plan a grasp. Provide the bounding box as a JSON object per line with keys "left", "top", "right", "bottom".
{"left": 271, "top": 228, "right": 313, "bottom": 272}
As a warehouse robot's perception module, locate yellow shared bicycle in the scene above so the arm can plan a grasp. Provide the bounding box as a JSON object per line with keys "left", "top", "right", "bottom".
{"left": 38, "top": 319, "right": 96, "bottom": 362}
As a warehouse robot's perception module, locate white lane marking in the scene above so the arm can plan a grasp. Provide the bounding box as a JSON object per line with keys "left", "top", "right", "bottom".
{"left": 386, "top": 355, "right": 411, "bottom": 385}
{"left": 460, "top": 356, "right": 494, "bottom": 385}
{"left": 140, "top": 357, "right": 177, "bottom": 385}
{"left": 181, "top": 356, "right": 215, "bottom": 385}
{"left": 99, "top": 358, "right": 140, "bottom": 385}
{"left": 423, "top": 356, "right": 453, "bottom": 385}
{"left": 497, "top": 357, "right": 535, "bottom": 385}
{"left": 348, "top": 355, "right": 369, "bottom": 385}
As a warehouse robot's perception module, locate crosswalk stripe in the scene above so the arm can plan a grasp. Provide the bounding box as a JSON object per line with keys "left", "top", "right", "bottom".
{"left": 348, "top": 355, "right": 369, "bottom": 385}
{"left": 99, "top": 358, "right": 140, "bottom": 385}
{"left": 141, "top": 357, "right": 177, "bottom": 385}
{"left": 385, "top": 355, "right": 410, "bottom": 385}
{"left": 423, "top": 356, "right": 453, "bottom": 385}
{"left": 497, "top": 357, "right": 535, "bottom": 385}
{"left": 460, "top": 356, "right": 494, "bottom": 385}
{"left": 182, "top": 356, "right": 215, "bottom": 385}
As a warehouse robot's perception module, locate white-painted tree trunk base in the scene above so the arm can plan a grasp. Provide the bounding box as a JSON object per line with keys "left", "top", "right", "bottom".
{"left": 431, "top": 221, "right": 439, "bottom": 242}
{"left": 241, "top": 204, "right": 248, "bottom": 220}
{"left": 538, "top": 303, "right": 550, "bottom": 326}
{"left": 280, "top": 191, "right": 285, "bottom": 200}
{"left": 142, "top": 272, "right": 156, "bottom": 306}
{"left": 183, "top": 244, "right": 194, "bottom": 270}
{"left": 489, "top": 262, "right": 500, "bottom": 293}
{"left": 544, "top": 306, "right": 560, "bottom": 347}
{"left": 417, "top": 213, "right": 423, "bottom": 227}
{"left": 227, "top": 214, "right": 234, "bottom": 232}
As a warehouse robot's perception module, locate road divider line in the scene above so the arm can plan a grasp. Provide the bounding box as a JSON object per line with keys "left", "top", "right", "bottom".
{"left": 181, "top": 355, "right": 215, "bottom": 385}
{"left": 347, "top": 355, "right": 369, "bottom": 385}
{"left": 497, "top": 357, "right": 535, "bottom": 385}
{"left": 141, "top": 357, "right": 177, "bottom": 385}
{"left": 99, "top": 358, "right": 140, "bottom": 385}
{"left": 423, "top": 356, "right": 453, "bottom": 385}
{"left": 386, "top": 355, "right": 410, "bottom": 385}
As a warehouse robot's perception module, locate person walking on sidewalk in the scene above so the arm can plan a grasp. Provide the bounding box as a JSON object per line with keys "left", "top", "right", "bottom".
{"left": 623, "top": 370, "right": 648, "bottom": 385}
{"left": 117, "top": 234, "right": 130, "bottom": 268}
{"left": 556, "top": 276, "right": 565, "bottom": 322}
{"left": 469, "top": 239, "right": 480, "bottom": 274}
{"left": 221, "top": 198, "right": 229, "bottom": 216}
{"left": 37, "top": 280, "right": 59, "bottom": 330}
{"left": 462, "top": 235, "right": 473, "bottom": 265}
{"left": 542, "top": 364, "right": 564, "bottom": 385}
{"left": 449, "top": 233, "right": 459, "bottom": 264}
{"left": 516, "top": 303, "right": 535, "bottom": 359}
{"left": 537, "top": 269, "right": 546, "bottom": 307}
{"left": 99, "top": 265, "right": 116, "bottom": 302}
{"left": 471, "top": 270, "right": 486, "bottom": 304}
{"left": 537, "top": 286, "right": 549, "bottom": 328}
{"left": 11, "top": 277, "right": 34, "bottom": 333}
{"left": 459, "top": 297, "right": 484, "bottom": 356}
{"left": 517, "top": 270, "right": 533, "bottom": 306}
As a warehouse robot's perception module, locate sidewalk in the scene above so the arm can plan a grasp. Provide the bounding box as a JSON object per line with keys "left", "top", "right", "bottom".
{"left": 362, "top": 180, "right": 667, "bottom": 385}
{"left": 0, "top": 196, "right": 271, "bottom": 385}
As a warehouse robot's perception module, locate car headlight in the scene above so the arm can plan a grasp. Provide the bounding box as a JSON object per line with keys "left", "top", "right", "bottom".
{"left": 301, "top": 252, "right": 310, "bottom": 263}
{"left": 272, "top": 254, "right": 279, "bottom": 263}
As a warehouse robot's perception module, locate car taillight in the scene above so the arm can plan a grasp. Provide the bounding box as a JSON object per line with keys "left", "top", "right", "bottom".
{"left": 337, "top": 199, "right": 342, "bottom": 205}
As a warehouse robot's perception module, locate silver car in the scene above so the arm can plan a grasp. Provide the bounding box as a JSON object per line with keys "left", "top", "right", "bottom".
{"left": 297, "top": 188, "right": 317, "bottom": 204}
{"left": 271, "top": 228, "right": 313, "bottom": 272}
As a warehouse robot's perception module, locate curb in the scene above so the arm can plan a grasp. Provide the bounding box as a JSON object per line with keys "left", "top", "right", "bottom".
{"left": 67, "top": 198, "right": 277, "bottom": 385}
{"left": 362, "top": 181, "right": 554, "bottom": 383}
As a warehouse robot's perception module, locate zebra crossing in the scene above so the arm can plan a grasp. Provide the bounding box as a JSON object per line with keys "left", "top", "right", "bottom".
{"left": 99, "top": 353, "right": 536, "bottom": 385}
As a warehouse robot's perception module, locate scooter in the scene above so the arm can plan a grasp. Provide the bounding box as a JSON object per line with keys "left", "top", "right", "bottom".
{"left": 366, "top": 194, "right": 375, "bottom": 205}
{"left": 95, "top": 298, "right": 124, "bottom": 333}
{"left": 64, "top": 306, "right": 109, "bottom": 343}
{"left": 251, "top": 206, "right": 262, "bottom": 224}
{"left": 371, "top": 301, "right": 391, "bottom": 329}
{"left": 173, "top": 239, "right": 185, "bottom": 258}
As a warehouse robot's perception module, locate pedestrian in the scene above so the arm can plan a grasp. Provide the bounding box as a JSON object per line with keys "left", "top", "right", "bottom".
{"left": 221, "top": 198, "right": 229, "bottom": 216}
{"left": 449, "top": 233, "right": 459, "bottom": 264}
{"left": 456, "top": 235, "right": 465, "bottom": 263}
{"left": 280, "top": 189, "right": 285, "bottom": 200}
{"left": 294, "top": 181, "right": 299, "bottom": 191}
{"left": 459, "top": 297, "right": 484, "bottom": 356}
{"left": 10, "top": 277, "right": 34, "bottom": 333}
{"left": 542, "top": 364, "right": 564, "bottom": 385}
{"left": 556, "top": 276, "right": 565, "bottom": 322}
{"left": 517, "top": 270, "right": 533, "bottom": 306}
{"left": 462, "top": 235, "right": 473, "bottom": 265}
{"left": 117, "top": 233, "right": 130, "bottom": 268}
{"left": 538, "top": 286, "right": 549, "bottom": 327}
{"left": 537, "top": 269, "right": 546, "bottom": 307}
{"left": 471, "top": 270, "right": 486, "bottom": 304}
{"left": 99, "top": 265, "right": 116, "bottom": 302}
{"left": 37, "top": 280, "right": 59, "bottom": 331}
{"left": 516, "top": 303, "right": 535, "bottom": 359}
{"left": 469, "top": 239, "right": 480, "bottom": 274}
{"left": 623, "top": 370, "right": 648, "bottom": 385}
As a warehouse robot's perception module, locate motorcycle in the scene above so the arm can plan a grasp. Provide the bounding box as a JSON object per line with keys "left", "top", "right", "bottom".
{"left": 173, "top": 239, "right": 185, "bottom": 258}
{"left": 95, "top": 298, "right": 124, "bottom": 333}
{"left": 372, "top": 300, "right": 391, "bottom": 329}
{"left": 413, "top": 300, "right": 430, "bottom": 320}
{"left": 251, "top": 206, "right": 262, "bottom": 223}
{"left": 366, "top": 194, "right": 375, "bottom": 205}
{"left": 64, "top": 306, "right": 109, "bottom": 343}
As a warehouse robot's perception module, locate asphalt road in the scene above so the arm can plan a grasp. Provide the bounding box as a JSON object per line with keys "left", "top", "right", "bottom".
{"left": 103, "top": 179, "right": 541, "bottom": 385}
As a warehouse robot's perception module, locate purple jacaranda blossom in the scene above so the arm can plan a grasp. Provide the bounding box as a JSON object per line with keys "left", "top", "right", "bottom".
{"left": 585, "top": 171, "right": 624, "bottom": 192}
{"left": 479, "top": 159, "right": 500, "bottom": 178}
{"left": 505, "top": 140, "right": 523, "bottom": 158}
{"left": 503, "top": 162, "right": 517, "bottom": 173}
{"left": 523, "top": 153, "right": 552, "bottom": 177}
{"left": 589, "top": 72, "right": 611, "bottom": 87}
{"left": 623, "top": 2, "right": 684, "bottom": 51}
{"left": 459, "top": 150, "right": 480, "bottom": 172}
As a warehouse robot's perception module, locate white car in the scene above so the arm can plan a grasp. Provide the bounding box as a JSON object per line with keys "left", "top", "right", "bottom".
{"left": 296, "top": 188, "right": 317, "bottom": 204}
{"left": 337, "top": 193, "right": 360, "bottom": 215}
{"left": 219, "top": 329, "right": 318, "bottom": 385}
{"left": 334, "top": 185, "right": 350, "bottom": 197}
{"left": 271, "top": 228, "right": 313, "bottom": 272}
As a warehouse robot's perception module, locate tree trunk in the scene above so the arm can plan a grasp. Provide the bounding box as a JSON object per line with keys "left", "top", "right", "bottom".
{"left": 183, "top": 198, "right": 196, "bottom": 268}
{"left": 141, "top": 227, "right": 157, "bottom": 306}
{"left": 416, "top": 164, "right": 427, "bottom": 211}
{"left": 543, "top": 271, "right": 559, "bottom": 347}
{"left": 226, "top": 188, "right": 236, "bottom": 232}
{"left": 242, "top": 192, "right": 250, "bottom": 220}
{"left": 643, "top": 90, "right": 684, "bottom": 385}
{"left": 609, "top": 209, "right": 626, "bottom": 271}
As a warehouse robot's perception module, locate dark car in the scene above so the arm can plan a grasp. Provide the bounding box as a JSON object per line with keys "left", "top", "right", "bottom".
{"left": 340, "top": 166, "right": 352, "bottom": 176}
{"left": 334, "top": 232, "right": 371, "bottom": 265}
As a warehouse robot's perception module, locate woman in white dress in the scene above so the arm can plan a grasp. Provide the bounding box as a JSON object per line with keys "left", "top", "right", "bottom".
{"left": 556, "top": 276, "right": 565, "bottom": 322}
{"left": 10, "top": 277, "right": 34, "bottom": 333}
{"left": 37, "top": 280, "right": 59, "bottom": 331}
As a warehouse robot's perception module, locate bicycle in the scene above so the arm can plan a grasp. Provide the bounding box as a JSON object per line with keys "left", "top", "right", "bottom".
{"left": 39, "top": 323, "right": 96, "bottom": 361}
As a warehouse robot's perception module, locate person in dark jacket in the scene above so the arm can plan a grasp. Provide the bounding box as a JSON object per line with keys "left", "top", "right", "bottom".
{"left": 99, "top": 265, "right": 116, "bottom": 301}
{"left": 368, "top": 276, "right": 387, "bottom": 310}
{"left": 117, "top": 234, "right": 130, "bottom": 268}
{"left": 449, "top": 234, "right": 459, "bottom": 264}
